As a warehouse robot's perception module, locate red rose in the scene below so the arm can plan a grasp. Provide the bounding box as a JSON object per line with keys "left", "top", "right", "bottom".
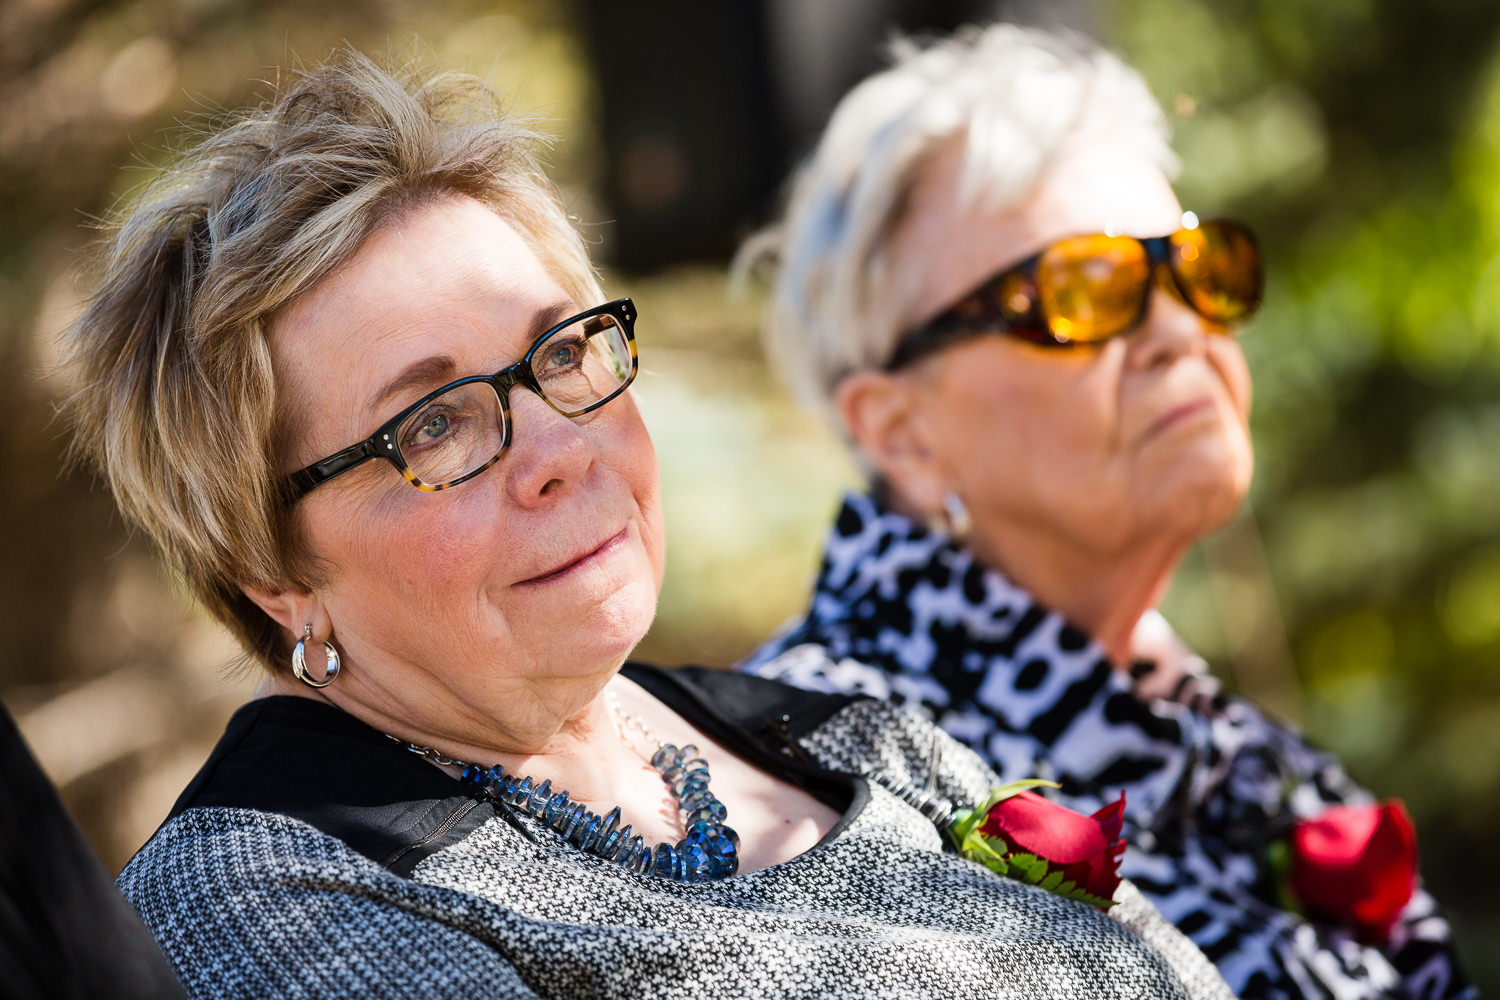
{"left": 980, "top": 790, "right": 1127, "bottom": 903}
{"left": 947, "top": 781, "right": 1127, "bottom": 910}
{"left": 1287, "top": 800, "right": 1417, "bottom": 939}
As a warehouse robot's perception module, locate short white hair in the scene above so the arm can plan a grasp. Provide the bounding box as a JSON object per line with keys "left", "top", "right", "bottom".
{"left": 739, "top": 24, "right": 1178, "bottom": 420}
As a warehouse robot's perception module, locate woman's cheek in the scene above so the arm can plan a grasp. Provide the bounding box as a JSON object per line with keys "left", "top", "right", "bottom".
{"left": 1209, "top": 338, "right": 1253, "bottom": 420}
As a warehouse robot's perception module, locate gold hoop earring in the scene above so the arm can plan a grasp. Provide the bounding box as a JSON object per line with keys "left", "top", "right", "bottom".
{"left": 292, "top": 624, "right": 341, "bottom": 688}
{"left": 941, "top": 492, "right": 971, "bottom": 542}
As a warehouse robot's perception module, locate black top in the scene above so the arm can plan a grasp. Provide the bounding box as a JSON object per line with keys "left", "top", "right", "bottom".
{"left": 167, "top": 663, "right": 860, "bottom": 876}
{"left": 0, "top": 701, "right": 185, "bottom": 1000}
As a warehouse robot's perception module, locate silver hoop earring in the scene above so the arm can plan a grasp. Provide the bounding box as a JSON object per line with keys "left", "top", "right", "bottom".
{"left": 941, "top": 492, "right": 972, "bottom": 542}
{"left": 292, "top": 624, "right": 341, "bottom": 688}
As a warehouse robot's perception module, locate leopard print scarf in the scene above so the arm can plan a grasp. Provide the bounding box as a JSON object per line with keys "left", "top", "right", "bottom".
{"left": 744, "top": 490, "right": 1474, "bottom": 1000}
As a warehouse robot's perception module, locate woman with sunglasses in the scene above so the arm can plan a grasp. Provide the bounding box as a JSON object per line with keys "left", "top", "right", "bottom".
{"left": 741, "top": 24, "right": 1472, "bottom": 1000}
{"left": 65, "top": 51, "right": 1239, "bottom": 1000}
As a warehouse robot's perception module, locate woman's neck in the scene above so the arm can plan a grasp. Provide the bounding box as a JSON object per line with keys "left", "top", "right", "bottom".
{"left": 964, "top": 524, "right": 1190, "bottom": 669}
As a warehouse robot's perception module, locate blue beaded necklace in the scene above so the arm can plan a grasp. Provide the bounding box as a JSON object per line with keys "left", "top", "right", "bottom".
{"left": 385, "top": 694, "right": 740, "bottom": 883}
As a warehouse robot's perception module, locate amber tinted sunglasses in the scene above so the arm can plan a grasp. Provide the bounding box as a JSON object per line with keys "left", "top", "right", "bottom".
{"left": 886, "top": 215, "right": 1263, "bottom": 368}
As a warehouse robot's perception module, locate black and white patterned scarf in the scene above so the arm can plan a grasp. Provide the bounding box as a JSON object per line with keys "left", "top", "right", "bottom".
{"left": 744, "top": 490, "right": 1475, "bottom": 1000}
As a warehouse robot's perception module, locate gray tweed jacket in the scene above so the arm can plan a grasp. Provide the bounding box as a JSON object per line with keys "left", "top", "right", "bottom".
{"left": 118, "top": 664, "right": 1235, "bottom": 999}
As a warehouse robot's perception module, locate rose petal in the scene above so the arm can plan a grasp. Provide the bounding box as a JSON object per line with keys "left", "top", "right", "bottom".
{"left": 981, "top": 791, "right": 1107, "bottom": 864}
{"left": 1289, "top": 800, "right": 1417, "bottom": 938}
{"left": 1091, "top": 793, "right": 1126, "bottom": 843}
{"left": 1061, "top": 839, "right": 1124, "bottom": 901}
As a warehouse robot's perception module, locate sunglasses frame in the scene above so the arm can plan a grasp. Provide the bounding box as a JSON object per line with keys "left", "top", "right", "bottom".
{"left": 281, "top": 297, "right": 638, "bottom": 503}
{"left": 885, "top": 216, "right": 1261, "bottom": 370}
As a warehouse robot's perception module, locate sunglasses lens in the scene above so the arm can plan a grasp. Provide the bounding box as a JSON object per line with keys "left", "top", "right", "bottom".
{"left": 1170, "top": 220, "right": 1263, "bottom": 324}
{"left": 1035, "top": 235, "right": 1149, "bottom": 342}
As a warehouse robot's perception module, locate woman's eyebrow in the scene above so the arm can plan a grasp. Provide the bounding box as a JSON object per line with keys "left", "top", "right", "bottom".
{"left": 368, "top": 355, "right": 457, "bottom": 420}
{"left": 528, "top": 300, "right": 577, "bottom": 340}
{"left": 365, "top": 301, "right": 579, "bottom": 420}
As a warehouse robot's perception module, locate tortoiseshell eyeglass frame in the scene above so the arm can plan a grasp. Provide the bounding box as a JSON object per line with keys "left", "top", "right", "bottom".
{"left": 281, "top": 297, "right": 639, "bottom": 503}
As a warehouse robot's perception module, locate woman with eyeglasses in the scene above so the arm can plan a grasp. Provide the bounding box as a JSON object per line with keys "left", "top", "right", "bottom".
{"left": 65, "top": 51, "right": 1240, "bottom": 1000}
{"left": 740, "top": 24, "right": 1473, "bottom": 1000}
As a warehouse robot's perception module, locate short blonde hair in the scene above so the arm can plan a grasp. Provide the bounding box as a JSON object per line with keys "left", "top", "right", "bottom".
{"left": 63, "top": 51, "right": 601, "bottom": 671}
{"left": 740, "top": 24, "right": 1177, "bottom": 420}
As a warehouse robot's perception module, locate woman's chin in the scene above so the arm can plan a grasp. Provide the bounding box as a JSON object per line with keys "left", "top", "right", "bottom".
{"left": 1151, "top": 464, "right": 1252, "bottom": 539}
{"left": 576, "top": 579, "right": 659, "bottom": 667}
{"left": 1147, "top": 428, "right": 1253, "bottom": 529}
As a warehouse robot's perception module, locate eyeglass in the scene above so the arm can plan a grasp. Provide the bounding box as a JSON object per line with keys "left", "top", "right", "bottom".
{"left": 283, "top": 298, "right": 639, "bottom": 502}
{"left": 885, "top": 214, "right": 1263, "bottom": 369}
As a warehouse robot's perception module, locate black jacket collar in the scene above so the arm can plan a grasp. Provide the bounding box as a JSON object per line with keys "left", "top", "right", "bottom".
{"left": 164, "top": 663, "right": 858, "bottom": 875}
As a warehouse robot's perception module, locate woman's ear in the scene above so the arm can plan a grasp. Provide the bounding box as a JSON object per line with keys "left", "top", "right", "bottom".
{"left": 240, "top": 581, "right": 332, "bottom": 645}
{"left": 834, "top": 370, "right": 948, "bottom": 518}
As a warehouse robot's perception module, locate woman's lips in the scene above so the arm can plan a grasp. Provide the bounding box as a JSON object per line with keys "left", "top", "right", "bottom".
{"left": 1148, "top": 397, "right": 1215, "bottom": 437}
{"left": 518, "top": 527, "right": 630, "bottom": 586}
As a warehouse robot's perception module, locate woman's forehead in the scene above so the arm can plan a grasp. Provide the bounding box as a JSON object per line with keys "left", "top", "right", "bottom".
{"left": 892, "top": 137, "right": 1181, "bottom": 328}
{"left": 1029, "top": 140, "right": 1182, "bottom": 236}
{"left": 268, "top": 198, "right": 570, "bottom": 450}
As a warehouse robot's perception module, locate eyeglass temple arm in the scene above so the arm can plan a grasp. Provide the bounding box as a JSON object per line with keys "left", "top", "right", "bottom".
{"left": 282, "top": 441, "right": 376, "bottom": 503}
{"left": 886, "top": 269, "right": 1048, "bottom": 369}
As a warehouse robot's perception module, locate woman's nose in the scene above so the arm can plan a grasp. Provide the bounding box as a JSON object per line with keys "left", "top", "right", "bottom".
{"left": 1126, "top": 286, "right": 1214, "bottom": 370}
{"left": 501, "top": 386, "right": 597, "bottom": 506}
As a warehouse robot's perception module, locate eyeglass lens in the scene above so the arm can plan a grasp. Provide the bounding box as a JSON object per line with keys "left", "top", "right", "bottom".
{"left": 1169, "top": 223, "right": 1261, "bottom": 324}
{"left": 1032, "top": 221, "right": 1259, "bottom": 343}
{"left": 395, "top": 312, "right": 633, "bottom": 488}
{"left": 1037, "top": 235, "right": 1151, "bottom": 342}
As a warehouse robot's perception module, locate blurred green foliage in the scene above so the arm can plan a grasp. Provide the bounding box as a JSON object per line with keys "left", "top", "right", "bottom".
{"left": 1101, "top": 0, "right": 1500, "bottom": 985}
{"left": 0, "top": 0, "right": 1496, "bottom": 993}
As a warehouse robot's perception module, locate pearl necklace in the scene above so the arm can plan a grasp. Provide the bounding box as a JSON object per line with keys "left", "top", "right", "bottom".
{"left": 384, "top": 693, "right": 741, "bottom": 883}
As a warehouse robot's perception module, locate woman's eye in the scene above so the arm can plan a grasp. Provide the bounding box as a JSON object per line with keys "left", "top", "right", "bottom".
{"left": 543, "top": 338, "right": 586, "bottom": 371}
{"left": 416, "top": 413, "right": 449, "bottom": 442}
{"left": 403, "top": 409, "right": 457, "bottom": 450}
